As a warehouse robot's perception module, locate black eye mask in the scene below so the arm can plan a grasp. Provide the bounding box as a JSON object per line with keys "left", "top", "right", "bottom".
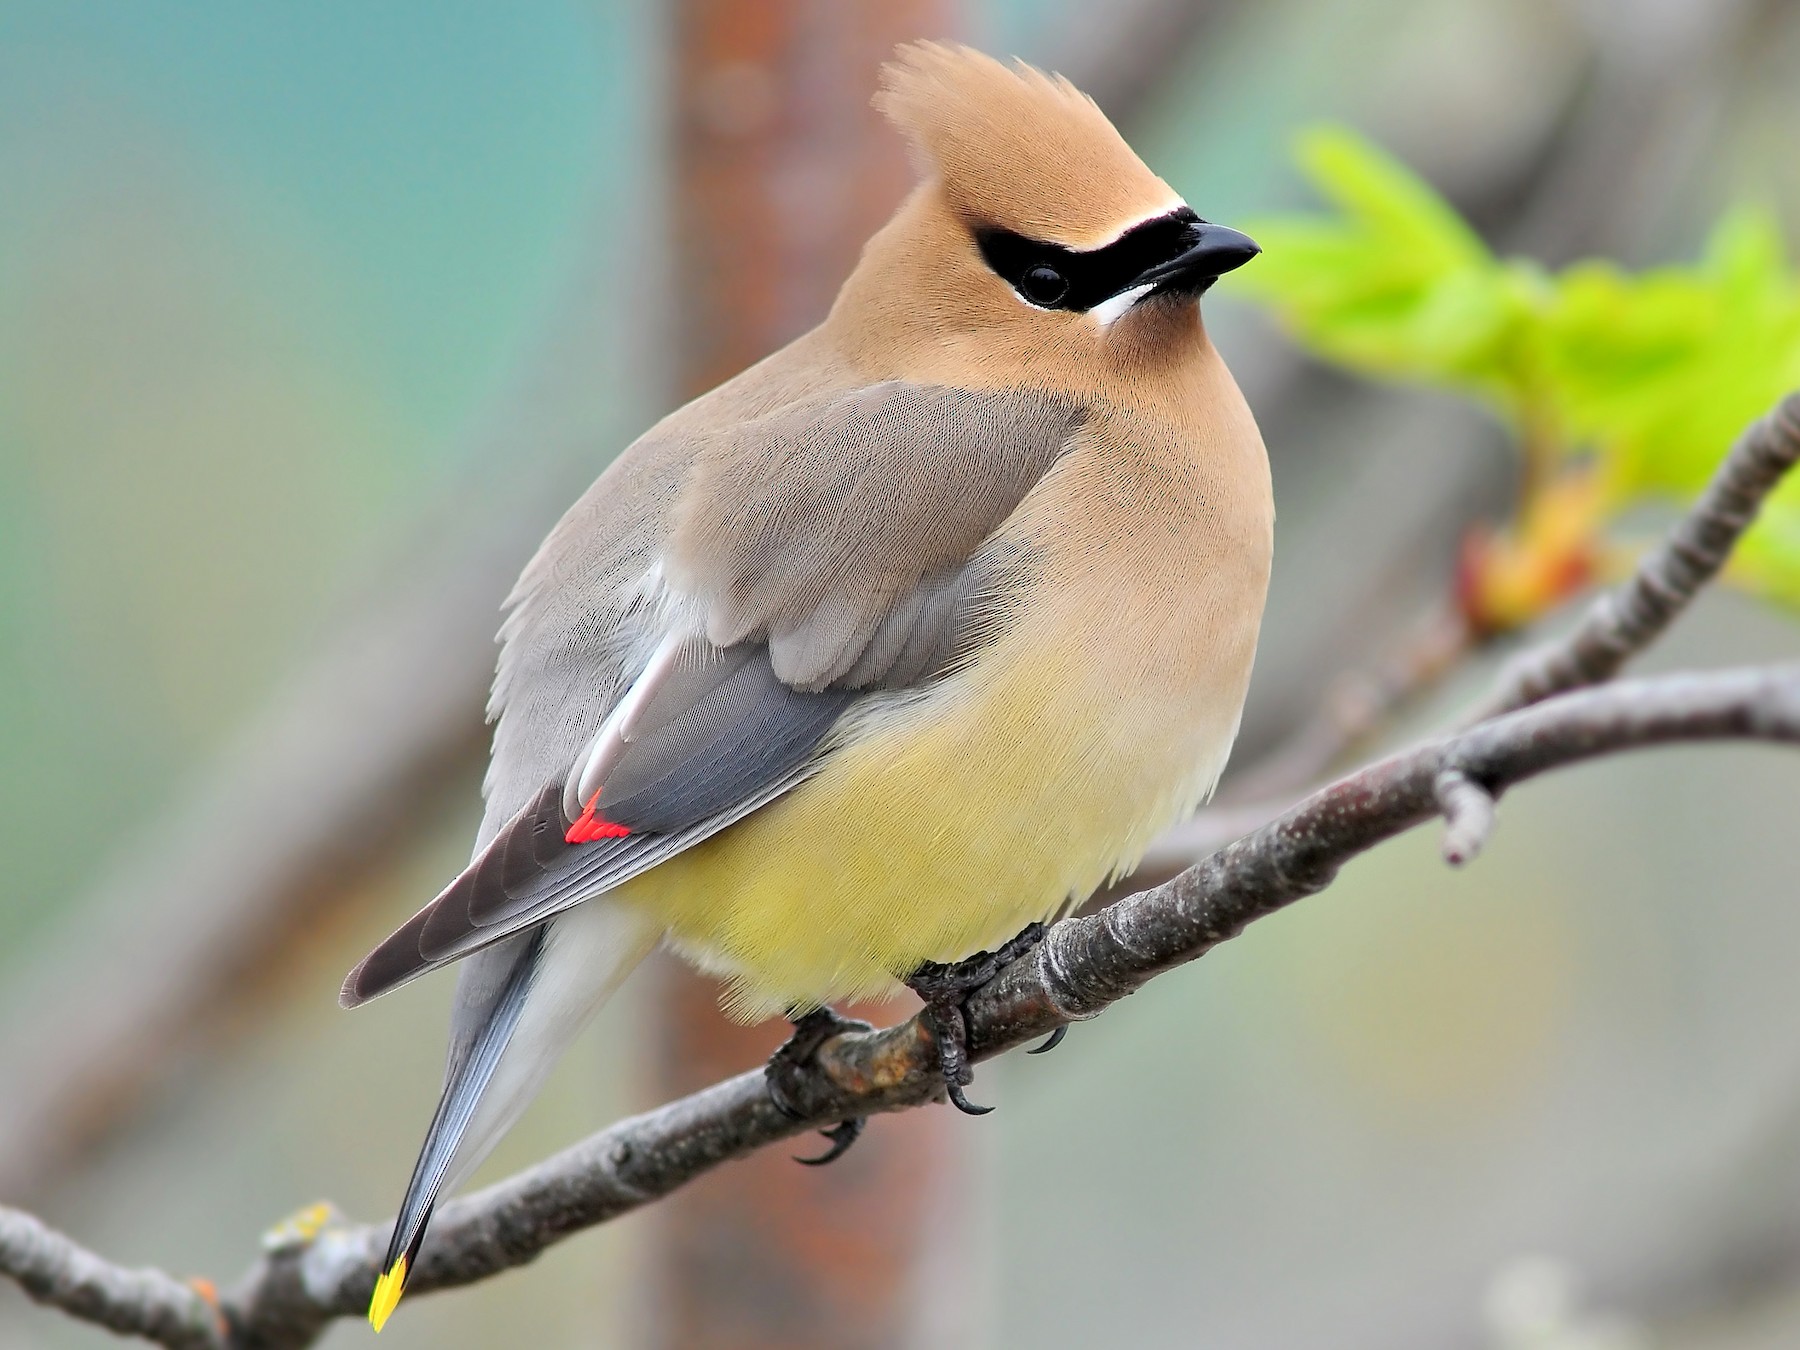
{"left": 975, "top": 208, "right": 1202, "bottom": 312}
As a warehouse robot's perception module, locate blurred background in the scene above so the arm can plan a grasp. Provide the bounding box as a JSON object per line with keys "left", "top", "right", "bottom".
{"left": 3, "top": 0, "right": 1800, "bottom": 1346}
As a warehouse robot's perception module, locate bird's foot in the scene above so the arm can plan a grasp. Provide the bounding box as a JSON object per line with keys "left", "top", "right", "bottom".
{"left": 765, "top": 1005, "right": 872, "bottom": 1165}
{"left": 906, "top": 920, "right": 1058, "bottom": 1116}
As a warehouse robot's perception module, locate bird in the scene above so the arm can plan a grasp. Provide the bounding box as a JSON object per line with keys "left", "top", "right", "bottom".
{"left": 344, "top": 40, "right": 1272, "bottom": 1331}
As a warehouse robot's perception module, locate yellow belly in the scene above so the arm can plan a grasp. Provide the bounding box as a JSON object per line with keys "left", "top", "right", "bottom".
{"left": 614, "top": 626, "right": 1243, "bottom": 1021}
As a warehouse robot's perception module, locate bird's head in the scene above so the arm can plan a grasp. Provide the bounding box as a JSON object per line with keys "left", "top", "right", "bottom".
{"left": 834, "top": 42, "right": 1258, "bottom": 382}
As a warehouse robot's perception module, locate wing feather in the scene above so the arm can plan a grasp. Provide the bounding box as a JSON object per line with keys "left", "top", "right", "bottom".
{"left": 669, "top": 381, "right": 1080, "bottom": 688}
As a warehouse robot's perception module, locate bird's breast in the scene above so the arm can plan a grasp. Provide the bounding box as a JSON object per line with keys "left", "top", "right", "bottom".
{"left": 620, "top": 380, "right": 1272, "bottom": 1019}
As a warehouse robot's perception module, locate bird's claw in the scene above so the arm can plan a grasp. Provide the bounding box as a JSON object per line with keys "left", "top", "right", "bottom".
{"left": 765, "top": 1005, "right": 872, "bottom": 1164}
{"left": 944, "top": 1072, "right": 994, "bottom": 1116}
{"left": 794, "top": 1116, "right": 865, "bottom": 1165}
{"left": 906, "top": 921, "right": 1052, "bottom": 1116}
{"left": 1027, "top": 1024, "right": 1068, "bottom": 1055}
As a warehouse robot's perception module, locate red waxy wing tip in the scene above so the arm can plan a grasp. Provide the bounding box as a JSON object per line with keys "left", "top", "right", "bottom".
{"left": 565, "top": 791, "right": 631, "bottom": 844}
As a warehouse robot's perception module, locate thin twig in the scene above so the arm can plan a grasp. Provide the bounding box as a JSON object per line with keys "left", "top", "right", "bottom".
{"left": 11, "top": 664, "right": 1798, "bottom": 1349}
{"left": 1433, "top": 768, "right": 1497, "bottom": 866}
{"left": 1481, "top": 392, "right": 1800, "bottom": 718}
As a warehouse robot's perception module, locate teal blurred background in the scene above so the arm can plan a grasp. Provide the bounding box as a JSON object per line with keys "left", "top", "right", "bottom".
{"left": 4, "top": 2, "right": 1800, "bottom": 1347}
{"left": 0, "top": 1, "right": 643, "bottom": 938}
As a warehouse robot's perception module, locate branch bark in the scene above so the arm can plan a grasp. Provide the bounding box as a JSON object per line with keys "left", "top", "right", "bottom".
{"left": 9, "top": 662, "right": 1800, "bottom": 1349}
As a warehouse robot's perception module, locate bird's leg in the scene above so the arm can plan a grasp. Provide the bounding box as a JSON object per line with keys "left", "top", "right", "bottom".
{"left": 765, "top": 1004, "right": 873, "bottom": 1166}
{"left": 905, "top": 920, "right": 1057, "bottom": 1116}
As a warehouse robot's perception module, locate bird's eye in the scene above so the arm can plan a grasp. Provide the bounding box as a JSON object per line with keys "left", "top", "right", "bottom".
{"left": 1017, "top": 263, "right": 1070, "bottom": 307}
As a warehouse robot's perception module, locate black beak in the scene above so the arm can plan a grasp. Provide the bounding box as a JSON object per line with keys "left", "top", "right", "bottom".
{"left": 1133, "top": 221, "right": 1261, "bottom": 294}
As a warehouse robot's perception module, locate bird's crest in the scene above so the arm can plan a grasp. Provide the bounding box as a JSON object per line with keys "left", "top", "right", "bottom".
{"left": 875, "top": 41, "right": 1180, "bottom": 249}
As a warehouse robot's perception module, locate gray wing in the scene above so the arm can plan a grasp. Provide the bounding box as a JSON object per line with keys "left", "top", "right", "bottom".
{"left": 342, "top": 381, "right": 1081, "bottom": 1006}
{"left": 342, "top": 642, "right": 851, "bottom": 1005}
{"left": 670, "top": 381, "right": 1081, "bottom": 689}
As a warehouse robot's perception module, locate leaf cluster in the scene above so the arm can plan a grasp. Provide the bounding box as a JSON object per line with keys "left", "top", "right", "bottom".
{"left": 1232, "top": 127, "right": 1800, "bottom": 616}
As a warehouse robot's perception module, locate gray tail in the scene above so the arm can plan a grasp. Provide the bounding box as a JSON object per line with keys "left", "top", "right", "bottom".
{"left": 377, "top": 929, "right": 542, "bottom": 1289}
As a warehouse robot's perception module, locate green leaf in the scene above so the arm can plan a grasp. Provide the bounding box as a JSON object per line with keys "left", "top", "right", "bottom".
{"left": 1235, "top": 129, "right": 1800, "bottom": 613}
{"left": 1538, "top": 207, "right": 1800, "bottom": 499}
{"left": 1293, "top": 125, "right": 1489, "bottom": 270}
{"left": 1235, "top": 125, "right": 1539, "bottom": 410}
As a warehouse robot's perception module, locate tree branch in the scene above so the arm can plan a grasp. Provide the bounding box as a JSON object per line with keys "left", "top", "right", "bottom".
{"left": 0, "top": 1206, "right": 223, "bottom": 1350}
{"left": 1481, "top": 391, "right": 1800, "bottom": 717}
{"left": 10, "top": 663, "right": 1799, "bottom": 1348}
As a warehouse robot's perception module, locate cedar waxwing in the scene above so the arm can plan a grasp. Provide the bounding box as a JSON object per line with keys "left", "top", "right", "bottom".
{"left": 346, "top": 41, "right": 1271, "bottom": 1330}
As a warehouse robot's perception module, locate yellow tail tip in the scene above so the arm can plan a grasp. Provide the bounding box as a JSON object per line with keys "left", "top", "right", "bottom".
{"left": 368, "top": 1256, "right": 408, "bottom": 1333}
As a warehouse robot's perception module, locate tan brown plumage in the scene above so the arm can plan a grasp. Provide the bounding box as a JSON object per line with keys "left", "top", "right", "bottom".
{"left": 348, "top": 42, "right": 1272, "bottom": 1329}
